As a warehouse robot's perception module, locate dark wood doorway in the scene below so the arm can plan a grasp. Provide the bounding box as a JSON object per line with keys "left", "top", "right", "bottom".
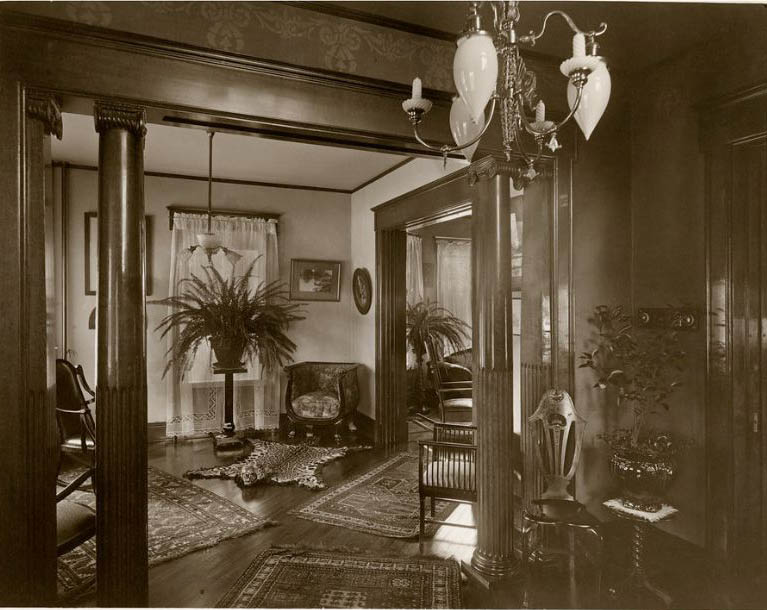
{"left": 703, "top": 85, "right": 767, "bottom": 594}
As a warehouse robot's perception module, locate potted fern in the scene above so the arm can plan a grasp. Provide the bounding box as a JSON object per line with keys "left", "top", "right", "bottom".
{"left": 152, "top": 259, "right": 304, "bottom": 377}
{"left": 406, "top": 300, "right": 470, "bottom": 413}
{"left": 579, "top": 305, "right": 688, "bottom": 512}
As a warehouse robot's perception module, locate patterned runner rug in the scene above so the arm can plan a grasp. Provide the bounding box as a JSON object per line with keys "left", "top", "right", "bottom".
{"left": 291, "top": 453, "right": 459, "bottom": 538}
{"left": 57, "top": 466, "right": 274, "bottom": 600}
{"left": 185, "top": 439, "right": 366, "bottom": 490}
{"left": 215, "top": 546, "right": 462, "bottom": 608}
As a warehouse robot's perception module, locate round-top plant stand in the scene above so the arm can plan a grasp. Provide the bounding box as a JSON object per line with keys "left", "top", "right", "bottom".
{"left": 603, "top": 498, "right": 678, "bottom": 608}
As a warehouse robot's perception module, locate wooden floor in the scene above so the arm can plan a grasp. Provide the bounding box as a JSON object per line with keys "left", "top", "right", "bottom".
{"left": 144, "top": 423, "right": 745, "bottom": 609}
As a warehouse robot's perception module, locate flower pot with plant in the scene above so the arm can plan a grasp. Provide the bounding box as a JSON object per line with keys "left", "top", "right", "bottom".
{"left": 406, "top": 300, "right": 470, "bottom": 414}
{"left": 579, "top": 305, "right": 688, "bottom": 512}
{"left": 152, "top": 259, "right": 304, "bottom": 378}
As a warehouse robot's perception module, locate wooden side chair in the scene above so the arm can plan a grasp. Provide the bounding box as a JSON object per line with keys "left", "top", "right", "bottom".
{"left": 418, "top": 422, "right": 477, "bottom": 542}
{"left": 424, "top": 337, "right": 472, "bottom": 422}
{"left": 56, "top": 359, "right": 96, "bottom": 474}
{"left": 56, "top": 467, "right": 96, "bottom": 557}
{"left": 521, "top": 389, "right": 603, "bottom": 605}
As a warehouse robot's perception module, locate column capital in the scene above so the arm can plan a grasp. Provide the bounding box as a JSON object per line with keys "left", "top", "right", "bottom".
{"left": 94, "top": 101, "right": 146, "bottom": 137}
{"left": 467, "top": 156, "right": 518, "bottom": 185}
{"left": 468, "top": 155, "right": 555, "bottom": 190}
{"left": 25, "top": 90, "right": 62, "bottom": 140}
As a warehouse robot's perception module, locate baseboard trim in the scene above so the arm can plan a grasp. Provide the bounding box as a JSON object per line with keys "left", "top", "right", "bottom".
{"left": 147, "top": 421, "right": 166, "bottom": 443}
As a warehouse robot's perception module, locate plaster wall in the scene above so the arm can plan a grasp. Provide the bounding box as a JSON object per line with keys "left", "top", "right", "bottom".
{"left": 349, "top": 158, "right": 468, "bottom": 419}
{"left": 60, "top": 167, "right": 352, "bottom": 424}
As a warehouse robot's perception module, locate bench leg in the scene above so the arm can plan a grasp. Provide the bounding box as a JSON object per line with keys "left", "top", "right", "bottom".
{"left": 419, "top": 495, "right": 426, "bottom": 543}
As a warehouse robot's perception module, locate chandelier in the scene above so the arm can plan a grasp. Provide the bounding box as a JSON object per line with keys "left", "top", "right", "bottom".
{"left": 402, "top": 0, "right": 610, "bottom": 184}
{"left": 189, "top": 130, "right": 240, "bottom": 264}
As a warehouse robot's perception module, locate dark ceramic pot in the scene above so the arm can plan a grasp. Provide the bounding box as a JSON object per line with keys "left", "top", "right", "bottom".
{"left": 609, "top": 450, "right": 675, "bottom": 512}
{"left": 209, "top": 335, "right": 246, "bottom": 369}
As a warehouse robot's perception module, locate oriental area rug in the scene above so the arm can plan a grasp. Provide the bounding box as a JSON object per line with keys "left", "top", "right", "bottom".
{"left": 291, "top": 453, "right": 457, "bottom": 538}
{"left": 215, "top": 546, "right": 462, "bottom": 609}
{"left": 57, "top": 466, "right": 274, "bottom": 601}
{"left": 184, "top": 439, "right": 367, "bottom": 490}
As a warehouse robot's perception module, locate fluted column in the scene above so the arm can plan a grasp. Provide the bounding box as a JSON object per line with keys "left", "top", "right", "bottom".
{"left": 17, "top": 90, "right": 62, "bottom": 604}
{"left": 94, "top": 101, "right": 148, "bottom": 607}
{"left": 375, "top": 228, "right": 408, "bottom": 451}
{"left": 469, "top": 157, "right": 519, "bottom": 578}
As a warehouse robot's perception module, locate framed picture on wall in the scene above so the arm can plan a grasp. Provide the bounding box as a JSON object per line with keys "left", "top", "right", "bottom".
{"left": 84, "top": 211, "right": 153, "bottom": 296}
{"left": 289, "top": 259, "right": 341, "bottom": 302}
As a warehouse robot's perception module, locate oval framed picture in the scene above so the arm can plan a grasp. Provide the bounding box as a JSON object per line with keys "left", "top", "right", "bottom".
{"left": 352, "top": 267, "right": 372, "bottom": 314}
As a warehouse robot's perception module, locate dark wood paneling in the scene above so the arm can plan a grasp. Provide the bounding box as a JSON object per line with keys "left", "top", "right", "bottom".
{"left": 374, "top": 229, "right": 407, "bottom": 450}
{"left": 702, "top": 85, "right": 767, "bottom": 579}
{"left": 94, "top": 102, "right": 149, "bottom": 606}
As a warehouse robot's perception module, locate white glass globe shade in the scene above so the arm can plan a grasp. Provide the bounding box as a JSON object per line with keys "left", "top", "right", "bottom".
{"left": 453, "top": 32, "right": 497, "bottom": 125}
{"left": 197, "top": 232, "right": 222, "bottom": 250}
{"left": 567, "top": 61, "right": 611, "bottom": 140}
{"left": 450, "top": 96, "right": 484, "bottom": 162}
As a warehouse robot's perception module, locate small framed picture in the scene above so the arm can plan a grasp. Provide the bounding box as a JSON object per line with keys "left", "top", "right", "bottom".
{"left": 289, "top": 259, "right": 341, "bottom": 302}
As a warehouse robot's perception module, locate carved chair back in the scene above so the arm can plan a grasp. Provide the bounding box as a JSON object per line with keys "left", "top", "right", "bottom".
{"left": 528, "top": 389, "right": 585, "bottom": 501}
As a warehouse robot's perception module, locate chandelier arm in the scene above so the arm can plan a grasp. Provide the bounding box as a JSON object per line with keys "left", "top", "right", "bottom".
{"left": 509, "top": 117, "right": 533, "bottom": 165}
{"left": 412, "top": 96, "right": 499, "bottom": 154}
{"left": 516, "top": 83, "right": 584, "bottom": 138}
{"left": 520, "top": 10, "right": 607, "bottom": 45}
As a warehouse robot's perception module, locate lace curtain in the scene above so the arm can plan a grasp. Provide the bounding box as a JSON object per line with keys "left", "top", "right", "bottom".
{"left": 165, "top": 213, "right": 280, "bottom": 437}
{"left": 436, "top": 238, "right": 472, "bottom": 332}
{"left": 405, "top": 234, "right": 424, "bottom": 369}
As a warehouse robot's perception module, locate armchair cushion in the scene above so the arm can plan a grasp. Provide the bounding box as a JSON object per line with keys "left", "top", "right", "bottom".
{"left": 292, "top": 391, "right": 340, "bottom": 419}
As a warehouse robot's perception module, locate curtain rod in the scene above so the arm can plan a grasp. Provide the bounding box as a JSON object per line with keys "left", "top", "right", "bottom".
{"left": 434, "top": 236, "right": 471, "bottom": 242}
{"left": 166, "top": 205, "right": 281, "bottom": 230}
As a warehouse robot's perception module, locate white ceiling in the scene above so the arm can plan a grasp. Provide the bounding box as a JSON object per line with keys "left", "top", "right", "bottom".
{"left": 51, "top": 113, "right": 407, "bottom": 191}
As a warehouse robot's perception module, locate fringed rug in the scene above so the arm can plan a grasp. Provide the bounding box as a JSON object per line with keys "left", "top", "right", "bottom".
{"left": 185, "top": 439, "right": 366, "bottom": 490}
{"left": 57, "top": 466, "right": 274, "bottom": 600}
{"left": 215, "top": 546, "right": 462, "bottom": 608}
{"left": 291, "top": 453, "right": 458, "bottom": 538}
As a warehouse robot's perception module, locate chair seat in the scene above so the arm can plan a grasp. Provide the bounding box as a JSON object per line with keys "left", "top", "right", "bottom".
{"left": 443, "top": 397, "right": 472, "bottom": 410}
{"left": 62, "top": 436, "right": 95, "bottom": 450}
{"left": 423, "top": 459, "right": 476, "bottom": 489}
{"left": 525, "top": 499, "right": 599, "bottom": 527}
{"left": 57, "top": 499, "right": 96, "bottom": 555}
{"left": 291, "top": 391, "right": 340, "bottom": 419}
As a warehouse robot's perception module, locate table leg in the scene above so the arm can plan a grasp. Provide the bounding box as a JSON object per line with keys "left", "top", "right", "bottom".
{"left": 609, "top": 522, "right": 673, "bottom": 608}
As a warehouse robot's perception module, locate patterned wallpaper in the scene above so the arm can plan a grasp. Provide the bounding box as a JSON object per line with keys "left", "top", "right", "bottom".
{"left": 9, "top": 0, "right": 562, "bottom": 101}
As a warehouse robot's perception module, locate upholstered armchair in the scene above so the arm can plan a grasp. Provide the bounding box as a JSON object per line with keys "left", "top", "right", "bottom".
{"left": 284, "top": 362, "right": 360, "bottom": 442}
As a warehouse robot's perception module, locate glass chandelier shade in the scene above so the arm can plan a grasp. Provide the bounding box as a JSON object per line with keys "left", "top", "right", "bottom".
{"left": 567, "top": 60, "right": 611, "bottom": 140}
{"left": 401, "top": 1, "right": 610, "bottom": 186}
{"left": 450, "top": 95, "right": 484, "bottom": 162}
{"left": 453, "top": 31, "right": 498, "bottom": 125}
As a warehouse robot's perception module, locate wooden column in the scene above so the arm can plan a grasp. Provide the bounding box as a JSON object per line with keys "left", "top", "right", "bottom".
{"left": 0, "top": 90, "right": 62, "bottom": 604}
{"left": 469, "top": 157, "right": 519, "bottom": 579}
{"left": 375, "top": 228, "right": 407, "bottom": 451}
{"left": 93, "top": 101, "right": 148, "bottom": 607}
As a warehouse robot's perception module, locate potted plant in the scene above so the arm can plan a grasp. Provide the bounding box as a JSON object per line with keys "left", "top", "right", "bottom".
{"left": 406, "top": 300, "right": 470, "bottom": 413}
{"left": 152, "top": 259, "right": 304, "bottom": 378}
{"left": 579, "top": 305, "right": 688, "bottom": 512}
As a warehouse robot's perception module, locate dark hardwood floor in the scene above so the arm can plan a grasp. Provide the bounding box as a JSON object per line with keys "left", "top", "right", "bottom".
{"left": 144, "top": 423, "right": 739, "bottom": 609}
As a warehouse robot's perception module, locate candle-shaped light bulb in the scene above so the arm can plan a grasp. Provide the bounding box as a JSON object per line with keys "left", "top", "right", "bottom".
{"left": 412, "top": 77, "right": 422, "bottom": 100}
{"left": 535, "top": 100, "right": 546, "bottom": 122}
{"left": 572, "top": 33, "right": 586, "bottom": 58}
